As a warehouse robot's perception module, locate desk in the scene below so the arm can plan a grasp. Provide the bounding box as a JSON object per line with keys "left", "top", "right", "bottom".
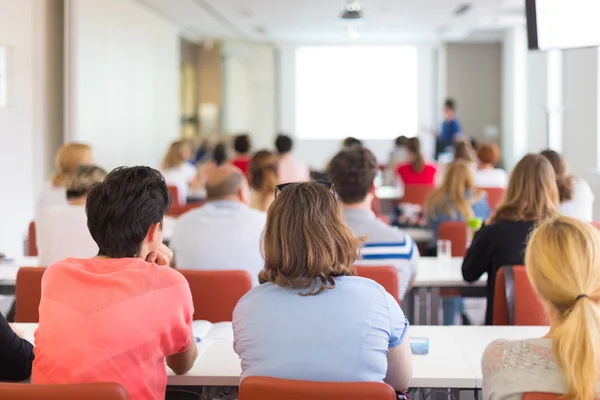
{"left": 0, "top": 257, "right": 39, "bottom": 294}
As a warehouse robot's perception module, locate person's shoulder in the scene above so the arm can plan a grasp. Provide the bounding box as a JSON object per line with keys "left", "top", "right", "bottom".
{"left": 424, "top": 163, "right": 438, "bottom": 172}
{"left": 150, "top": 264, "right": 189, "bottom": 286}
{"left": 572, "top": 177, "right": 594, "bottom": 199}
{"left": 240, "top": 205, "right": 267, "bottom": 221}
{"left": 483, "top": 338, "right": 553, "bottom": 376}
{"left": 362, "top": 221, "right": 412, "bottom": 245}
{"left": 335, "top": 276, "right": 389, "bottom": 296}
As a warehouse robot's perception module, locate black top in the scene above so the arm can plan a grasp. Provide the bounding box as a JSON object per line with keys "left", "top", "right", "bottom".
{"left": 462, "top": 220, "right": 537, "bottom": 325}
{"left": 0, "top": 311, "right": 34, "bottom": 381}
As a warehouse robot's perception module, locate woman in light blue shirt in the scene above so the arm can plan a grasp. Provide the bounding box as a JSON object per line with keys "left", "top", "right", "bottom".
{"left": 233, "top": 181, "right": 412, "bottom": 391}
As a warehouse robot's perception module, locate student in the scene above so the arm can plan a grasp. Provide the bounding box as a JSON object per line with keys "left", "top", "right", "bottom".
{"left": 342, "top": 136, "right": 363, "bottom": 149}
{"left": 328, "top": 147, "right": 419, "bottom": 300}
{"left": 36, "top": 165, "right": 106, "bottom": 266}
{"left": 482, "top": 216, "right": 600, "bottom": 400}
{"left": 275, "top": 134, "right": 310, "bottom": 184}
{"left": 396, "top": 137, "right": 438, "bottom": 185}
{"left": 0, "top": 312, "right": 34, "bottom": 381}
{"left": 248, "top": 150, "right": 278, "bottom": 212}
{"left": 233, "top": 182, "right": 412, "bottom": 391}
{"left": 426, "top": 160, "right": 490, "bottom": 325}
{"left": 213, "top": 142, "right": 228, "bottom": 166}
{"left": 37, "top": 143, "right": 93, "bottom": 209}
{"left": 230, "top": 134, "right": 252, "bottom": 175}
{"left": 32, "top": 166, "right": 197, "bottom": 400}
{"left": 170, "top": 165, "right": 266, "bottom": 285}
{"left": 453, "top": 141, "right": 475, "bottom": 163}
{"left": 390, "top": 135, "right": 410, "bottom": 168}
{"left": 540, "top": 149, "right": 594, "bottom": 222}
{"left": 475, "top": 142, "right": 508, "bottom": 188}
{"left": 161, "top": 140, "right": 197, "bottom": 205}
{"left": 462, "top": 154, "right": 559, "bottom": 325}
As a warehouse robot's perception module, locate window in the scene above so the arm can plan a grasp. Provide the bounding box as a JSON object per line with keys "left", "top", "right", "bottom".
{"left": 295, "top": 46, "right": 418, "bottom": 140}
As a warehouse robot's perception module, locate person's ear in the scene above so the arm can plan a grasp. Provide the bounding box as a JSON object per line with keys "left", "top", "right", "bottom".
{"left": 369, "top": 184, "right": 376, "bottom": 195}
{"left": 146, "top": 221, "right": 162, "bottom": 245}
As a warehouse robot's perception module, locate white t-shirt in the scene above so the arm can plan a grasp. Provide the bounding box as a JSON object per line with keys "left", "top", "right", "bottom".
{"left": 474, "top": 168, "right": 509, "bottom": 188}
{"left": 161, "top": 163, "right": 197, "bottom": 205}
{"left": 560, "top": 178, "right": 594, "bottom": 222}
{"left": 37, "top": 182, "right": 68, "bottom": 210}
{"left": 170, "top": 200, "right": 266, "bottom": 285}
{"left": 36, "top": 205, "right": 98, "bottom": 266}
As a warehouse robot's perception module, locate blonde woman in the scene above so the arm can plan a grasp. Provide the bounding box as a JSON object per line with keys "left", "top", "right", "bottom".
{"left": 160, "top": 140, "right": 197, "bottom": 205}
{"left": 37, "top": 143, "right": 93, "bottom": 208}
{"left": 426, "top": 160, "right": 490, "bottom": 325}
{"left": 462, "top": 154, "right": 560, "bottom": 324}
{"left": 248, "top": 150, "right": 279, "bottom": 212}
{"left": 482, "top": 216, "right": 600, "bottom": 400}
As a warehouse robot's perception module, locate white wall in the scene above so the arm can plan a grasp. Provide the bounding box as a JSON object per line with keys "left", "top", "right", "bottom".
{"left": 66, "top": 0, "right": 180, "bottom": 170}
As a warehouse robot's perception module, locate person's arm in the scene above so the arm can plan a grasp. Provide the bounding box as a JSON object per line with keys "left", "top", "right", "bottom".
{"left": 383, "top": 292, "right": 412, "bottom": 391}
{"left": 166, "top": 332, "right": 198, "bottom": 375}
{"left": 0, "top": 312, "right": 34, "bottom": 381}
{"left": 462, "top": 225, "right": 491, "bottom": 282}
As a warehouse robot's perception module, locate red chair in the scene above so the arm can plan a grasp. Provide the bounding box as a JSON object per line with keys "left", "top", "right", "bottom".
{"left": 354, "top": 266, "right": 400, "bottom": 303}
{"left": 493, "top": 265, "right": 547, "bottom": 326}
{"left": 178, "top": 269, "right": 252, "bottom": 322}
{"left": 167, "top": 185, "right": 182, "bottom": 206}
{"left": 0, "top": 382, "right": 130, "bottom": 400}
{"left": 28, "top": 221, "right": 38, "bottom": 256}
{"left": 438, "top": 221, "right": 467, "bottom": 257}
{"left": 15, "top": 267, "right": 46, "bottom": 323}
{"left": 400, "top": 184, "right": 435, "bottom": 208}
{"left": 479, "top": 187, "right": 505, "bottom": 210}
{"left": 239, "top": 377, "right": 397, "bottom": 400}
{"left": 167, "top": 202, "right": 203, "bottom": 217}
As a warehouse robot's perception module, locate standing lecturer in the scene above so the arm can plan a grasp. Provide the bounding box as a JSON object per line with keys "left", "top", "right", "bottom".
{"left": 436, "top": 98, "right": 462, "bottom": 159}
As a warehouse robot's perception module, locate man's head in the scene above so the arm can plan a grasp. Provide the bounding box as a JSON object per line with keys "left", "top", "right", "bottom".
{"left": 66, "top": 165, "right": 107, "bottom": 204}
{"left": 443, "top": 98, "right": 456, "bottom": 119}
{"left": 233, "top": 134, "right": 251, "bottom": 155}
{"left": 86, "top": 166, "right": 171, "bottom": 259}
{"left": 328, "top": 147, "right": 378, "bottom": 205}
{"left": 205, "top": 165, "right": 250, "bottom": 204}
{"left": 275, "top": 134, "right": 293, "bottom": 155}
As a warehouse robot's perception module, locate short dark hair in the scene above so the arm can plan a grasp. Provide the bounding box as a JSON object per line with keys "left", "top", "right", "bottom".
{"left": 213, "top": 142, "right": 227, "bottom": 165}
{"left": 395, "top": 135, "right": 409, "bottom": 147}
{"left": 444, "top": 98, "right": 456, "bottom": 111}
{"left": 328, "top": 147, "right": 378, "bottom": 204}
{"left": 275, "top": 134, "right": 293, "bottom": 154}
{"left": 86, "top": 166, "right": 172, "bottom": 258}
{"left": 343, "top": 137, "right": 362, "bottom": 149}
{"left": 234, "top": 134, "right": 251, "bottom": 154}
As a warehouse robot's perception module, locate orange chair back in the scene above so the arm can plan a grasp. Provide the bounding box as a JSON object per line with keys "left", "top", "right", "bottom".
{"left": 178, "top": 269, "right": 252, "bottom": 322}
{"left": 493, "top": 265, "right": 546, "bottom": 326}
{"left": 0, "top": 382, "right": 130, "bottom": 400}
{"left": 479, "top": 187, "right": 505, "bottom": 210}
{"left": 15, "top": 267, "right": 47, "bottom": 323}
{"left": 401, "top": 184, "right": 435, "bottom": 208}
{"left": 239, "top": 377, "right": 397, "bottom": 400}
{"left": 438, "top": 221, "right": 467, "bottom": 257}
{"left": 28, "top": 221, "right": 38, "bottom": 256}
{"left": 167, "top": 202, "right": 203, "bottom": 217}
{"left": 354, "top": 266, "right": 400, "bottom": 303}
{"left": 522, "top": 393, "right": 561, "bottom": 400}
{"left": 167, "top": 185, "right": 182, "bottom": 206}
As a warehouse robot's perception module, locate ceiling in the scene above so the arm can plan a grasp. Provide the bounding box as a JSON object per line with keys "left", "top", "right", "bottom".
{"left": 136, "top": 0, "right": 525, "bottom": 44}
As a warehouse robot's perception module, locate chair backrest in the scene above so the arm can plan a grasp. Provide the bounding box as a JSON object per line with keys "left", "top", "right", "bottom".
{"left": 239, "top": 377, "right": 397, "bottom": 400}
{"left": 354, "top": 266, "right": 400, "bottom": 303}
{"left": 0, "top": 382, "right": 130, "bottom": 400}
{"left": 15, "top": 267, "right": 47, "bottom": 323}
{"left": 178, "top": 269, "right": 253, "bottom": 322}
{"left": 28, "top": 221, "right": 38, "bottom": 256}
{"left": 167, "top": 185, "right": 182, "bottom": 206}
{"left": 522, "top": 393, "right": 561, "bottom": 400}
{"left": 401, "top": 184, "right": 435, "bottom": 208}
{"left": 167, "top": 202, "right": 203, "bottom": 217}
{"left": 438, "top": 221, "right": 467, "bottom": 257}
{"left": 493, "top": 265, "right": 547, "bottom": 326}
{"left": 479, "top": 187, "right": 505, "bottom": 210}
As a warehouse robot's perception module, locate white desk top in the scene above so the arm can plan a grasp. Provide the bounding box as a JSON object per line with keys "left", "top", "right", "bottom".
{"left": 413, "top": 257, "right": 485, "bottom": 288}
{"left": 0, "top": 257, "right": 39, "bottom": 286}
{"left": 16, "top": 324, "right": 546, "bottom": 389}
{"left": 403, "top": 228, "right": 433, "bottom": 243}
{"left": 376, "top": 186, "right": 404, "bottom": 200}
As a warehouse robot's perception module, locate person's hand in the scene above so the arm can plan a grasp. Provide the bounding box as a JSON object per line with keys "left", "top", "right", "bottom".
{"left": 146, "top": 244, "right": 173, "bottom": 266}
{"left": 10, "top": 324, "right": 25, "bottom": 339}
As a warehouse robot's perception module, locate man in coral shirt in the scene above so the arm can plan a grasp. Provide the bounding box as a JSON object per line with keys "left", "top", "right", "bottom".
{"left": 32, "top": 166, "right": 197, "bottom": 400}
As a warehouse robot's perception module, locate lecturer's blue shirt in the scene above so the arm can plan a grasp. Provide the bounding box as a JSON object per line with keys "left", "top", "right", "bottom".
{"left": 233, "top": 276, "right": 409, "bottom": 382}
{"left": 440, "top": 118, "right": 462, "bottom": 142}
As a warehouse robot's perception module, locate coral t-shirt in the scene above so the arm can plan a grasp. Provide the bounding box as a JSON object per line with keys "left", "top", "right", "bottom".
{"left": 32, "top": 257, "right": 194, "bottom": 400}
{"left": 396, "top": 163, "right": 438, "bottom": 185}
{"left": 231, "top": 156, "right": 251, "bottom": 176}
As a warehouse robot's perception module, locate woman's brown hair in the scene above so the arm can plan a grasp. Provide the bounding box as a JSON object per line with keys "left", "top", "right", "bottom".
{"left": 493, "top": 154, "right": 560, "bottom": 222}
{"left": 476, "top": 142, "right": 501, "bottom": 166}
{"left": 540, "top": 149, "right": 575, "bottom": 202}
{"left": 162, "top": 140, "right": 191, "bottom": 170}
{"left": 249, "top": 150, "right": 279, "bottom": 211}
{"left": 407, "top": 137, "right": 425, "bottom": 173}
{"left": 453, "top": 140, "right": 474, "bottom": 163}
{"left": 51, "top": 143, "right": 93, "bottom": 187}
{"left": 259, "top": 182, "right": 361, "bottom": 295}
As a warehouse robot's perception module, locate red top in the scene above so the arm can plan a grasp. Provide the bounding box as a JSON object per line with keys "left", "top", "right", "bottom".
{"left": 396, "top": 163, "right": 438, "bottom": 185}
{"left": 231, "top": 156, "right": 251, "bottom": 176}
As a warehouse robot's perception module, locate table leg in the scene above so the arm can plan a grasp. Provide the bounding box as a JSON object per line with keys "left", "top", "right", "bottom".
{"left": 430, "top": 287, "right": 441, "bottom": 325}
{"left": 417, "top": 287, "right": 429, "bottom": 325}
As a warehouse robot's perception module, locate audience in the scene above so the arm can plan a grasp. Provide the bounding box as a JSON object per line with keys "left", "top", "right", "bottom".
{"left": 483, "top": 216, "right": 600, "bottom": 400}
{"left": 541, "top": 149, "right": 594, "bottom": 222}
{"left": 161, "top": 140, "right": 197, "bottom": 205}
{"left": 453, "top": 141, "right": 476, "bottom": 164}
{"left": 396, "top": 137, "right": 438, "bottom": 185}
{"left": 248, "top": 150, "right": 279, "bottom": 212}
{"left": 462, "top": 154, "right": 560, "bottom": 324}
{"left": 342, "top": 137, "right": 363, "bottom": 149}
{"left": 390, "top": 135, "right": 410, "bottom": 168}
{"left": 328, "top": 147, "right": 419, "bottom": 300}
{"left": 213, "top": 142, "right": 228, "bottom": 166}
{"left": 36, "top": 165, "right": 106, "bottom": 266}
{"left": 230, "top": 134, "right": 252, "bottom": 175}
{"left": 275, "top": 134, "right": 310, "bottom": 184}
{"left": 37, "top": 143, "right": 93, "bottom": 209}
{"left": 0, "top": 312, "right": 34, "bottom": 381}
{"left": 32, "top": 166, "right": 197, "bottom": 400}
{"left": 233, "top": 182, "right": 412, "bottom": 391}
{"left": 475, "top": 142, "right": 508, "bottom": 188}
{"left": 170, "top": 165, "right": 266, "bottom": 285}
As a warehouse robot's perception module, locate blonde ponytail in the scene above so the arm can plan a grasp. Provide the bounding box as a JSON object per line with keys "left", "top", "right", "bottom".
{"left": 525, "top": 216, "right": 600, "bottom": 400}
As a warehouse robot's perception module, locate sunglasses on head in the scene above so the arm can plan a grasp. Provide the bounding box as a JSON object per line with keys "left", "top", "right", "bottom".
{"left": 274, "top": 181, "right": 336, "bottom": 198}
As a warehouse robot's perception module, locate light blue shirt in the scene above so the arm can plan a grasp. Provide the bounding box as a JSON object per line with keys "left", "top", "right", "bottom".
{"left": 233, "top": 276, "right": 409, "bottom": 382}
